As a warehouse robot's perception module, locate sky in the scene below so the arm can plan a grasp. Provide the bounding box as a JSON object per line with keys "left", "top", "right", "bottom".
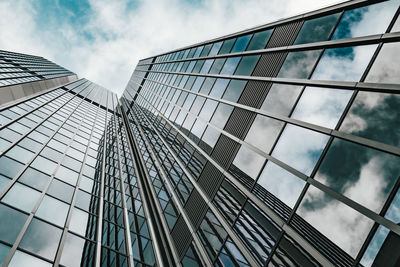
{"left": 0, "top": 0, "right": 344, "bottom": 96}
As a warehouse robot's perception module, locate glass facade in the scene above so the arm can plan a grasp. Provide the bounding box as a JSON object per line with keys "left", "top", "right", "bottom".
{"left": 1, "top": 0, "right": 400, "bottom": 266}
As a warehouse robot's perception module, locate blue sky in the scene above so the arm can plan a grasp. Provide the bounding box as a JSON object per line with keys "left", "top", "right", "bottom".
{"left": 0, "top": 0, "right": 343, "bottom": 95}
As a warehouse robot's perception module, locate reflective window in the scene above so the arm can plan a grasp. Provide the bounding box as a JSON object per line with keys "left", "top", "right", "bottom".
{"left": 234, "top": 55, "right": 260, "bottom": 76}
{"left": 209, "top": 79, "right": 229, "bottom": 98}
{"left": 200, "top": 60, "right": 213, "bottom": 74}
{"left": 69, "top": 208, "right": 89, "bottom": 236}
{"left": 244, "top": 115, "right": 284, "bottom": 154}
{"left": 391, "top": 14, "right": 400, "bottom": 32}
{"left": 60, "top": 233, "right": 87, "bottom": 267}
{"left": 3, "top": 182, "right": 41, "bottom": 212}
{"left": 331, "top": 0, "right": 399, "bottom": 40}
{"left": 277, "top": 50, "right": 321, "bottom": 79}
{"left": 365, "top": 42, "right": 400, "bottom": 84}
{"left": 55, "top": 165, "right": 79, "bottom": 186}
{"left": 9, "top": 250, "right": 52, "bottom": 267}
{"left": 272, "top": 124, "right": 329, "bottom": 175}
{"left": 209, "top": 41, "right": 223, "bottom": 56}
{"left": 257, "top": 161, "right": 306, "bottom": 208}
{"left": 0, "top": 243, "right": 10, "bottom": 266}
{"left": 75, "top": 190, "right": 92, "bottom": 211}
{"left": 36, "top": 195, "right": 70, "bottom": 227}
{"left": 246, "top": 30, "right": 272, "bottom": 51}
{"left": 222, "top": 80, "right": 246, "bottom": 102}
{"left": 210, "top": 103, "right": 233, "bottom": 128}
{"left": 47, "top": 179, "right": 75, "bottom": 203}
{"left": 314, "top": 138, "right": 400, "bottom": 213}
{"left": 291, "top": 87, "right": 353, "bottom": 128}
{"left": 220, "top": 57, "right": 241, "bottom": 75}
{"left": 231, "top": 35, "right": 252, "bottom": 53}
{"left": 0, "top": 204, "right": 28, "bottom": 244}
{"left": 359, "top": 225, "right": 394, "bottom": 267}
{"left": 340, "top": 91, "right": 400, "bottom": 147}
{"left": 231, "top": 145, "right": 265, "bottom": 180}
{"left": 19, "top": 218, "right": 62, "bottom": 260}
{"left": 219, "top": 39, "right": 236, "bottom": 54}
{"left": 201, "top": 126, "right": 220, "bottom": 154}
{"left": 18, "top": 168, "right": 50, "bottom": 191}
{"left": 312, "top": 45, "right": 377, "bottom": 81}
{"left": 0, "top": 156, "right": 24, "bottom": 178}
{"left": 198, "top": 99, "right": 218, "bottom": 121}
{"left": 199, "top": 78, "right": 215, "bottom": 95}
{"left": 31, "top": 156, "right": 58, "bottom": 175}
{"left": 297, "top": 185, "right": 374, "bottom": 257}
{"left": 6, "top": 145, "right": 35, "bottom": 164}
{"left": 294, "top": 13, "right": 340, "bottom": 44}
{"left": 261, "top": 84, "right": 302, "bottom": 116}
{"left": 0, "top": 174, "right": 10, "bottom": 192}
{"left": 209, "top": 58, "right": 225, "bottom": 74}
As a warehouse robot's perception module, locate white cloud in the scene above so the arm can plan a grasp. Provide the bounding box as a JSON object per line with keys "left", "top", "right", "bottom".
{"left": 0, "top": 0, "right": 344, "bottom": 96}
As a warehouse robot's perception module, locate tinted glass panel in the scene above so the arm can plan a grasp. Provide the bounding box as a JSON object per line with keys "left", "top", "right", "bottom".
{"left": 0, "top": 156, "right": 24, "bottom": 178}
{"left": 244, "top": 115, "right": 284, "bottom": 154}
{"left": 231, "top": 35, "right": 252, "bottom": 53}
{"left": 60, "top": 233, "right": 87, "bottom": 267}
{"left": 36, "top": 195, "right": 70, "bottom": 227}
{"left": 219, "top": 39, "right": 236, "bottom": 54}
{"left": 314, "top": 138, "right": 400, "bottom": 213}
{"left": 312, "top": 45, "right": 377, "bottom": 81}
{"left": 209, "top": 79, "right": 229, "bottom": 98}
{"left": 246, "top": 30, "right": 272, "bottom": 51}
{"left": 47, "top": 179, "right": 75, "bottom": 203}
{"left": 231, "top": 145, "right": 265, "bottom": 180}
{"left": 272, "top": 125, "right": 329, "bottom": 175}
{"left": 19, "top": 218, "right": 62, "bottom": 260}
{"left": 257, "top": 161, "right": 306, "bottom": 208}
{"left": 3, "top": 182, "right": 41, "bottom": 212}
{"left": 291, "top": 86, "right": 353, "bottom": 128}
{"left": 69, "top": 208, "right": 89, "bottom": 236}
{"left": 261, "top": 84, "right": 302, "bottom": 116}
{"left": 220, "top": 57, "right": 241, "bottom": 75}
{"left": 297, "top": 185, "right": 373, "bottom": 257}
{"left": 294, "top": 13, "right": 340, "bottom": 44}
{"left": 222, "top": 80, "right": 246, "bottom": 102}
{"left": 0, "top": 243, "right": 10, "bottom": 266}
{"left": 234, "top": 55, "right": 260, "bottom": 76}
{"left": 331, "top": 0, "right": 398, "bottom": 40}
{"left": 0, "top": 204, "right": 28, "bottom": 244}
{"left": 9, "top": 250, "right": 52, "bottom": 267}
{"left": 277, "top": 50, "right": 321, "bottom": 79}
{"left": 365, "top": 42, "right": 400, "bottom": 84}
{"left": 18, "top": 168, "right": 50, "bottom": 191}
{"left": 340, "top": 91, "right": 400, "bottom": 147}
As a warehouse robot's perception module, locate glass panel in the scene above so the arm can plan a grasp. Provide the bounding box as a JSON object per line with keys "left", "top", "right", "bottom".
{"left": 231, "top": 145, "right": 265, "bottom": 180}
{"left": 246, "top": 30, "right": 272, "bottom": 51}
{"left": 234, "top": 55, "right": 260, "bottom": 76}
{"left": 291, "top": 86, "right": 353, "bottom": 128}
{"left": 222, "top": 80, "right": 246, "bottom": 102}
{"left": 69, "top": 208, "right": 89, "bottom": 236}
{"left": 47, "top": 178, "right": 75, "bottom": 203}
{"left": 209, "top": 79, "right": 229, "bottom": 98}
{"left": 199, "top": 77, "right": 215, "bottom": 95}
{"left": 19, "top": 218, "right": 62, "bottom": 260}
{"left": 0, "top": 243, "right": 10, "bottom": 266}
{"left": 231, "top": 35, "right": 252, "bottom": 53}
{"left": 359, "top": 225, "right": 394, "bottom": 267}
{"left": 261, "top": 84, "right": 302, "bottom": 116}
{"left": 31, "top": 156, "right": 58, "bottom": 175}
{"left": 201, "top": 126, "right": 220, "bottom": 153}
{"left": 209, "top": 41, "right": 223, "bottom": 56}
{"left": 391, "top": 14, "right": 400, "bottom": 32}
{"left": 0, "top": 204, "right": 28, "bottom": 244}
{"left": 0, "top": 156, "right": 24, "bottom": 178}
{"left": 311, "top": 45, "right": 377, "bottom": 81}
{"left": 294, "top": 13, "right": 340, "bottom": 44}
{"left": 36, "top": 195, "right": 70, "bottom": 227}
{"left": 277, "top": 50, "right": 321, "bottom": 79}
{"left": 314, "top": 138, "right": 400, "bottom": 213}
{"left": 210, "top": 103, "right": 233, "bottom": 128}
{"left": 365, "top": 42, "right": 400, "bottom": 84}
{"left": 198, "top": 99, "right": 218, "bottom": 121}
{"left": 18, "top": 168, "right": 50, "bottom": 191}
{"left": 220, "top": 57, "right": 241, "bottom": 75}
{"left": 60, "top": 233, "right": 87, "bottom": 267}
{"left": 0, "top": 174, "right": 10, "bottom": 192}
{"left": 9, "top": 250, "right": 52, "bottom": 267}
{"left": 3, "top": 182, "right": 41, "bottom": 212}
{"left": 75, "top": 190, "right": 92, "bottom": 211}
{"left": 340, "top": 91, "right": 400, "bottom": 147}
{"left": 6, "top": 145, "right": 35, "bottom": 164}
{"left": 297, "top": 185, "right": 374, "bottom": 257}
{"left": 55, "top": 165, "right": 79, "bottom": 186}
{"left": 218, "top": 39, "right": 236, "bottom": 54}
{"left": 244, "top": 115, "right": 284, "bottom": 154}
{"left": 272, "top": 124, "right": 329, "bottom": 175}
{"left": 209, "top": 58, "right": 225, "bottom": 74}
{"left": 257, "top": 161, "right": 306, "bottom": 208}
{"left": 331, "top": 0, "right": 399, "bottom": 40}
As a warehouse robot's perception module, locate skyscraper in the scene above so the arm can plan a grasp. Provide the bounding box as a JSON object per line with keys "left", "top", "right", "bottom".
{"left": 0, "top": 0, "right": 400, "bottom": 266}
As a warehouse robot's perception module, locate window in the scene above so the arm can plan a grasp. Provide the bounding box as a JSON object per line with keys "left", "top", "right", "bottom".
{"left": 18, "top": 168, "right": 50, "bottom": 191}
{"left": 8, "top": 250, "right": 52, "bottom": 267}
{"left": 69, "top": 208, "right": 89, "bottom": 236}
{"left": 220, "top": 57, "right": 241, "bottom": 75}
{"left": 19, "top": 218, "right": 62, "bottom": 260}
{"left": 31, "top": 156, "right": 58, "bottom": 175}
{"left": 277, "top": 50, "right": 321, "bottom": 79}
{"left": 234, "top": 55, "right": 260, "bottom": 76}
{"left": 231, "top": 35, "right": 252, "bottom": 53}
{"left": 222, "top": 80, "right": 247, "bottom": 102}
{"left": 0, "top": 204, "right": 28, "bottom": 244}
{"left": 365, "top": 42, "right": 400, "bottom": 84}
{"left": 47, "top": 178, "right": 75, "bottom": 203}
{"left": 219, "top": 39, "right": 236, "bottom": 54}
{"left": 271, "top": 124, "right": 329, "bottom": 175}
{"left": 209, "top": 79, "right": 230, "bottom": 98}
{"left": 261, "top": 84, "right": 302, "bottom": 116}
{"left": 60, "top": 233, "right": 88, "bottom": 267}
{"left": 231, "top": 145, "right": 265, "bottom": 180}
{"left": 0, "top": 156, "right": 24, "bottom": 178}
{"left": 55, "top": 165, "right": 79, "bottom": 186}
{"left": 2, "top": 182, "right": 41, "bottom": 212}
{"left": 246, "top": 30, "right": 272, "bottom": 51}
{"left": 294, "top": 13, "right": 340, "bottom": 44}
{"left": 291, "top": 86, "right": 353, "bottom": 128}
{"left": 36, "top": 195, "right": 70, "bottom": 227}
{"left": 312, "top": 45, "right": 377, "bottom": 81}
{"left": 6, "top": 145, "right": 35, "bottom": 164}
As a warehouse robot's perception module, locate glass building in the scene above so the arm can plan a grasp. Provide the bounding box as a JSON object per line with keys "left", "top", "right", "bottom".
{"left": 1, "top": 0, "right": 400, "bottom": 266}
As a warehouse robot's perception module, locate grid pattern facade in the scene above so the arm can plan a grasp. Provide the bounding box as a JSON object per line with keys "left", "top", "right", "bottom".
{"left": 0, "top": 0, "right": 399, "bottom": 267}
{"left": 121, "top": 0, "right": 400, "bottom": 266}
{"left": 0, "top": 50, "right": 77, "bottom": 106}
